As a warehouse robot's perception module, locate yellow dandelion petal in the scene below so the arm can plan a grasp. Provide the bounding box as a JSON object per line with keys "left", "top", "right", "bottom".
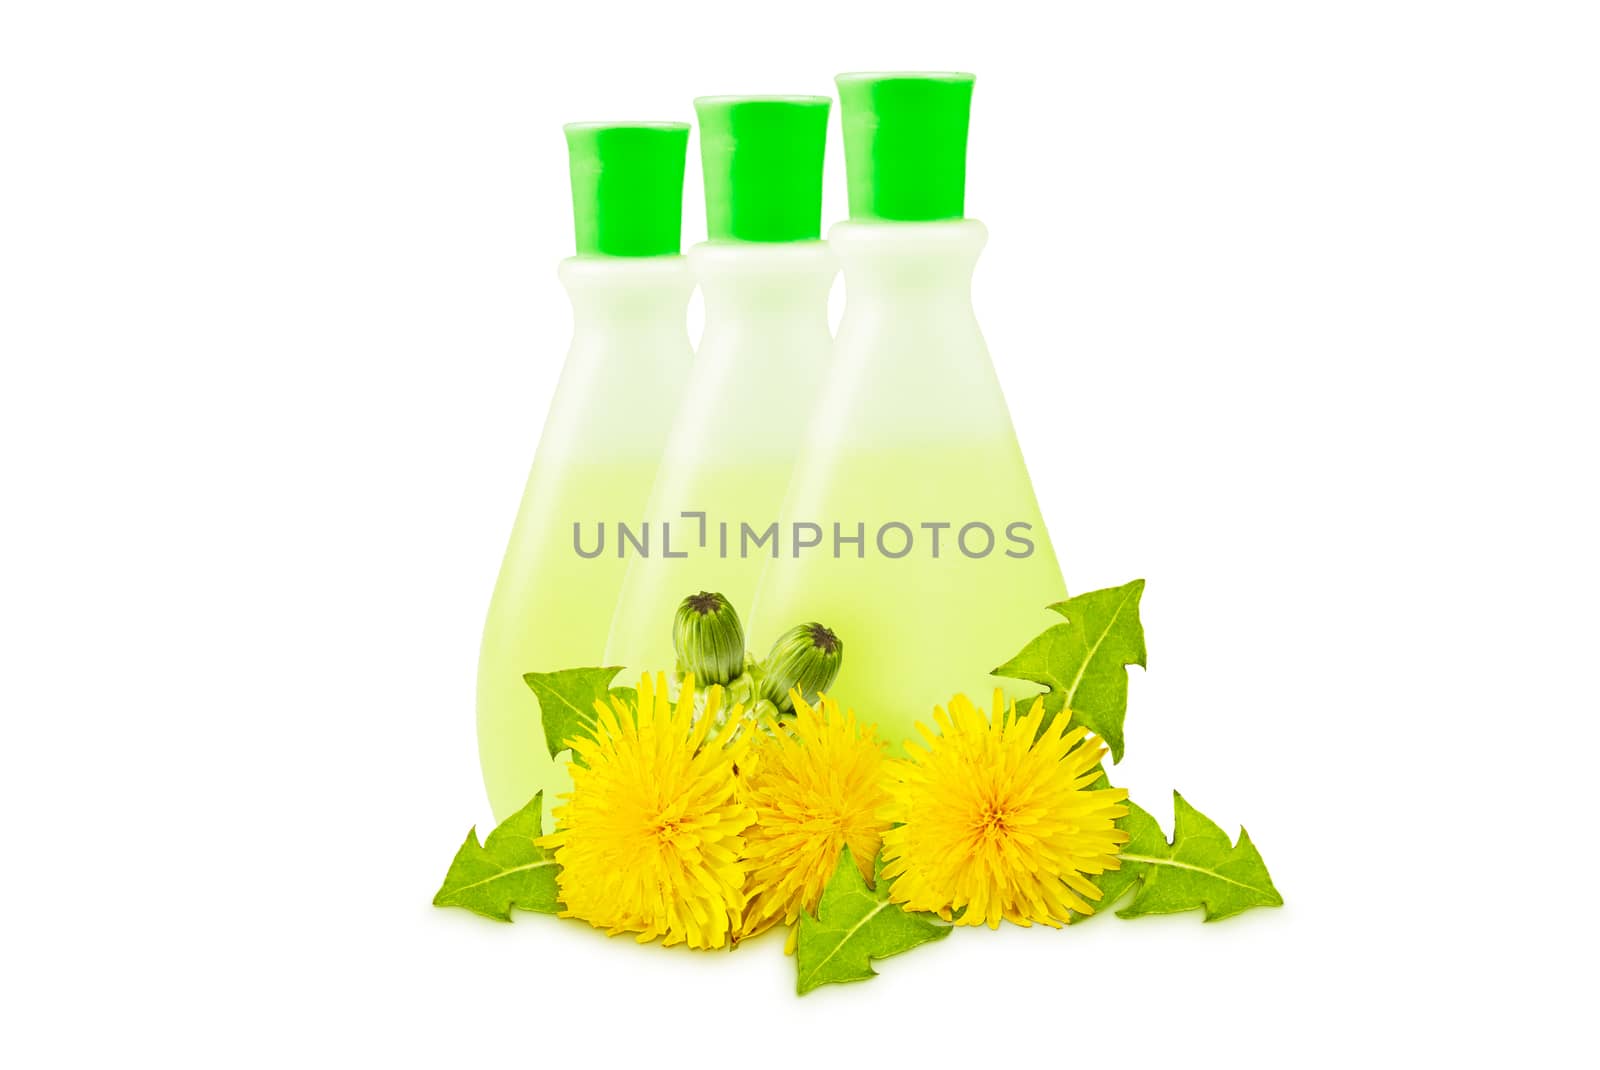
{"left": 737, "top": 693, "right": 892, "bottom": 947}
{"left": 537, "top": 672, "right": 753, "bottom": 950}
{"left": 882, "top": 690, "right": 1130, "bottom": 930}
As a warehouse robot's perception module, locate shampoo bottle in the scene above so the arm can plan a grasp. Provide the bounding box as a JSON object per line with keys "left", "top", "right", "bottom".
{"left": 477, "top": 123, "right": 693, "bottom": 820}
{"left": 603, "top": 97, "right": 834, "bottom": 681}
{"left": 747, "top": 73, "right": 1067, "bottom": 751}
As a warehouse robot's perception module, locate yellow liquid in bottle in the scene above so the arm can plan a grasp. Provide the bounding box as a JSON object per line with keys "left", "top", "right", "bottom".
{"left": 604, "top": 242, "right": 836, "bottom": 678}
{"left": 477, "top": 458, "right": 665, "bottom": 819}
{"left": 476, "top": 257, "right": 692, "bottom": 820}
{"left": 749, "top": 441, "right": 1065, "bottom": 752}
{"left": 747, "top": 220, "right": 1065, "bottom": 751}
{"left": 603, "top": 459, "right": 800, "bottom": 677}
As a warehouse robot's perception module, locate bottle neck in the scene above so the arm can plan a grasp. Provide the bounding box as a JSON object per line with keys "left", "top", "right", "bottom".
{"left": 559, "top": 255, "right": 694, "bottom": 334}
{"left": 690, "top": 241, "right": 836, "bottom": 327}
{"left": 827, "top": 219, "right": 986, "bottom": 306}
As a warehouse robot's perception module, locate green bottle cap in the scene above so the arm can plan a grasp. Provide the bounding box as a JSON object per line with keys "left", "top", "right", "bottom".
{"left": 694, "top": 96, "right": 831, "bottom": 242}
{"left": 835, "top": 72, "right": 976, "bottom": 222}
{"left": 564, "top": 122, "right": 690, "bottom": 257}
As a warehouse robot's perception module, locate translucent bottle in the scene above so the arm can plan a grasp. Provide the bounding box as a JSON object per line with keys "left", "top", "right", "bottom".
{"left": 477, "top": 123, "right": 693, "bottom": 820}
{"left": 747, "top": 73, "right": 1067, "bottom": 752}
{"left": 603, "top": 97, "right": 835, "bottom": 680}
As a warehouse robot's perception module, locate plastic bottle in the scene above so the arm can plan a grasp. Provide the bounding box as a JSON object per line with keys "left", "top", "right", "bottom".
{"left": 603, "top": 97, "right": 834, "bottom": 681}
{"left": 746, "top": 73, "right": 1067, "bottom": 753}
{"left": 477, "top": 123, "right": 693, "bottom": 821}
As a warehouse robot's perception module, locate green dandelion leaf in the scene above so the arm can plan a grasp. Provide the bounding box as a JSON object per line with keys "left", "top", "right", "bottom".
{"left": 795, "top": 848, "right": 950, "bottom": 995}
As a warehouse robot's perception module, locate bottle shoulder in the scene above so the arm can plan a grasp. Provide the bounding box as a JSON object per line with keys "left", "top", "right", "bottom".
{"left": 557, "top": 253, "right": 691, "bottom": 281}
{"left": 689, "top": 240, "right": 837, "bottom": 319}
{"left": 825, "top": 219, "right": 987, "bottom": 287}
{"left": 826, "top": 218, "right": 987, "bottom": 256}
{"left": 557, "top": 255, "right": 695, "bottom": 305}
{"left": 689, "top": 239, "right": 834, "bottom": 274}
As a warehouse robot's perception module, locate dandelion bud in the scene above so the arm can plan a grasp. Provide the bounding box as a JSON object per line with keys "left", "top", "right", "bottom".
{"left": 760, "top": 622, "right": 843, "bottom": 711}
{"left": 673, "top": 591, "right": 746, "bottom": 686}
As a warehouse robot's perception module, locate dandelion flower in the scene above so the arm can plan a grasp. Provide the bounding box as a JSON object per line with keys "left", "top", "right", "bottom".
{"left": 738, "top": 692, "right": 891, "bottom": 947}
{"left": 882, "top": 691, "right": 1129, "bottom": 929}
{"left": 539, "top": 673, "right": 753, "bottom": 949}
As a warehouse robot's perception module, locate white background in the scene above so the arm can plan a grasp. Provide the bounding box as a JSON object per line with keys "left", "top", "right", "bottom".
{"left": 2, "top": 1, "right": 1596, "bottom": 1065}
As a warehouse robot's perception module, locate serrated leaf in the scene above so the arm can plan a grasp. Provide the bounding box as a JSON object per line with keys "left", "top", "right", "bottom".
{"left": 432, "top": 791, "right": 561, "bottom": 921}
{"left": 523, "top": 666, "right": 626, "bottom": 759}
{"left": 794, "top": 848, "right": 950, "bottom": 995}
{"left": 1111, "top": 791, "right": 1283, "bottom": 921}
{"left": 992, "top": 578, "right": 1146, "bottom": 761}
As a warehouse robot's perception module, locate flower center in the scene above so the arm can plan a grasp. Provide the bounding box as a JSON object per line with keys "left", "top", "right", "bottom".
{"left": 978, "top": 804, "right": 1014, "bottom": 839}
